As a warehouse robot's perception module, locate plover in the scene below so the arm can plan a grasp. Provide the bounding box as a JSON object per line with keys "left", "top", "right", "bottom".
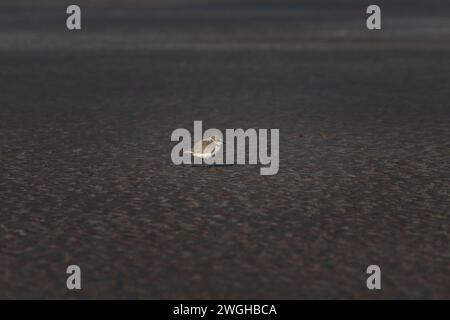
{"left": 185, "top": 135, "right": 222, "bottom": 159}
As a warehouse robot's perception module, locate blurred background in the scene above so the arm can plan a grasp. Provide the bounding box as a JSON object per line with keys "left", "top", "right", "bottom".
{"left": 2, "top": 0, "right": 450, "bottom": 51}
{"left": 0, "top": 0, "right": 449, "bottom": 299}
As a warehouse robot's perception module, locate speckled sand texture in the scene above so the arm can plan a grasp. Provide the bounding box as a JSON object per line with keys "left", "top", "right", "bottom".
{"left": 0, "top": 1, "right": 449, "bottom": 299}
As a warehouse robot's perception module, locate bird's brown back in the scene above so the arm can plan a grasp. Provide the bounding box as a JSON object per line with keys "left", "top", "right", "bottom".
{"left": 193, "top": 139, "right": 215, "bottom": 153}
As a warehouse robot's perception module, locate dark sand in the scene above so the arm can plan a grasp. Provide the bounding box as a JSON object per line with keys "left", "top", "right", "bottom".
{"left": 0, "top": 1, "right": 449, "bottom": 299}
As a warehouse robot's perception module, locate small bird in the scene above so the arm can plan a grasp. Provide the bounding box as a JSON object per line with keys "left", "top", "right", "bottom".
{"left": 184, "top": 135, "right": 223, "bottom": 159}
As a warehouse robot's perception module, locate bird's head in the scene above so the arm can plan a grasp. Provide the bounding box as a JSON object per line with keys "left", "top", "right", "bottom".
{"left": 210, "top": 135, "right": 223, "bottom": 145}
